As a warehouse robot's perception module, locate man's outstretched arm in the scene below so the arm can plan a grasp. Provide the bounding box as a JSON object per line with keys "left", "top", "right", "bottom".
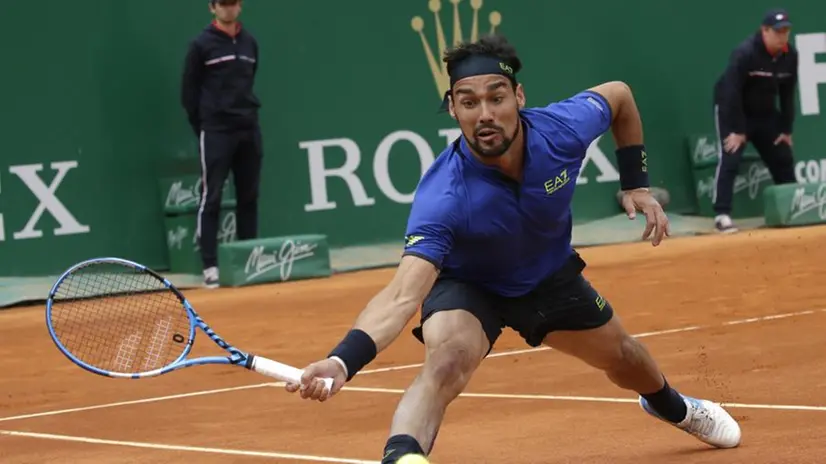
{"left": 588, "top": 81, "right": 670, "bottom": 245}
{"left": 285, "top": 255, "right": 439, "bottom": 401}
{"left": 349, "top": 254, "right": 438, "bottom": 353}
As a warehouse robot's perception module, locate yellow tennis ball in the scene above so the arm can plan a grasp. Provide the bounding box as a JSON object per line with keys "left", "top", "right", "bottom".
{"left": 396, "top": 454, "right": 430, "bottom": 464}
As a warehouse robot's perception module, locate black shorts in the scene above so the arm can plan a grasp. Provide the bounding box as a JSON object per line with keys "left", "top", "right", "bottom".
{"left": 412, "top": 252, "right": 613, "bottom": 350}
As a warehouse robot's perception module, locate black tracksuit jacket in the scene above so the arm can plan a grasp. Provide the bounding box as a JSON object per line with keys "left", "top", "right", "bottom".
{"left": 181, "top": 22, "right": 261, "bottom": 135}
{"left": 713, "top": 31, "right": 798, "bottom": 134}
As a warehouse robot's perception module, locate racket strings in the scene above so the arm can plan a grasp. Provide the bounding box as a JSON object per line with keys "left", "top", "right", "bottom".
{"left": 49, "top": 264, "right": 191, "bottom": 374}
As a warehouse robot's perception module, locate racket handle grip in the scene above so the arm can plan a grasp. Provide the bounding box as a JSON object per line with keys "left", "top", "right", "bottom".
{"left": 250, "top": 356, "right": 334, "bottom": 393}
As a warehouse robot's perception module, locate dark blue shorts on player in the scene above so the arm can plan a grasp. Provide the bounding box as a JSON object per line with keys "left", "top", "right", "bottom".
{"left": 412, "top": 252, "right": 613, "bottom": 350}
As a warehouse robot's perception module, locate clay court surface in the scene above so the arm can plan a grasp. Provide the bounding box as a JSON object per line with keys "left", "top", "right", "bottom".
{"left": 2, "top": 225, "right": 826, "bottom": 463}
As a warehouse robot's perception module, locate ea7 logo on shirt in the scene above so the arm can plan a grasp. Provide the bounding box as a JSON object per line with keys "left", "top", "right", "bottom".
{"left": 405, "top": 235, "right": 424, "bottom": 247}
{"left": 544, "top": 169, "right": 571, "bottom": 195}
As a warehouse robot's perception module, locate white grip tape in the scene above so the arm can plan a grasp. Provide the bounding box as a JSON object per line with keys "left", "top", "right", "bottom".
{"left": 250, "top": 356, "right": 334, "bottom": 393}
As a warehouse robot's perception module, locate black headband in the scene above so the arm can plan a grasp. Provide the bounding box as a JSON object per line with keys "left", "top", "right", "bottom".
{"left": 440, "top": 54, "right": 518, "bottom": 111}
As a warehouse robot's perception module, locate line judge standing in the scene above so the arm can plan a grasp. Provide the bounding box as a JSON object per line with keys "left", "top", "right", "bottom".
{"left": 711, "top": 8, "right": 798, "bottom": 233}
{"left": 181, "top": 0, "right": 263, "bottom": 288}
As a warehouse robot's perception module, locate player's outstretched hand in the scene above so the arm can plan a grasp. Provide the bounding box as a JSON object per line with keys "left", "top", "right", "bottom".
{"left": 621, "top": 188, "right": 670, "bottom": 246}
{"left": 285, "top": 358, "right": 347, "bottom": 402}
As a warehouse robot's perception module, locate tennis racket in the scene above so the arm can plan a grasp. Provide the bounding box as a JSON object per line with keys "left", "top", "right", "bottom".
{"left": 44, "top": 257, "right": 333, "bottom": 393}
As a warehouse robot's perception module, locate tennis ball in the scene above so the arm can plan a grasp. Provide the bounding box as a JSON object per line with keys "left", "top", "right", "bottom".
{"left": 396, "top": 454, "right": 430, "bottom": 464}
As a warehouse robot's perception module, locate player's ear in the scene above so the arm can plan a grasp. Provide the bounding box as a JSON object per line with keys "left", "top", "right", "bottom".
{"left": 516, "top": 83, "right": 526, "bottom": 109}
{"left": 448, "top": 96, "right": 457, "bottom": 120}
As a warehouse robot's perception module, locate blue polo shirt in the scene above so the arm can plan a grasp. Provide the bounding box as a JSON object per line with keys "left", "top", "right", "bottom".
{"left": 402, "top": 90, "right": 613, "bottom": 297}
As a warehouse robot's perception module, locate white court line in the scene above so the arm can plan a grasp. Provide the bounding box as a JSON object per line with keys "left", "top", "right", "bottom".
{"left": 356, "top": 309, "right": 821, "bottom": 376}
{"left": 0, "top": 383, "right": 277, "bottom": 423}
{"left": 337, "top": 386, "right": 826, "bottom": 412}
{"left": 0, "top": 307, "right": 823, "bottom": 424}
{"left": 341, "top": 326, "right": 706, "bottom": 376}
{"left": 723, "top": 309, "right": 817, "bottom": 325}
{"left": 0, "top": 430, "right": 379, "bottom": 464}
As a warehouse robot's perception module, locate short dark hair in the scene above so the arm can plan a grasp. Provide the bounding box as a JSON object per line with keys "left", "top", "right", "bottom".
{"left": 443, "top": 34, "right": 523, "bottom": 82}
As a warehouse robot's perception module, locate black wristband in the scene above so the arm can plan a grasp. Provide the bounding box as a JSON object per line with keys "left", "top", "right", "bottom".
{"left": 615, "top": 144, "right": 650, "bottom": 190}
{"left": 328, "top": 329, "right": 377, "bottom": 381}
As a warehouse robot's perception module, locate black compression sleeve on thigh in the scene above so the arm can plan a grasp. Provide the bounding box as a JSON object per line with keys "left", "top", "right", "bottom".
{"left": 328, "top": 329, "right": 377, "bottom": 381}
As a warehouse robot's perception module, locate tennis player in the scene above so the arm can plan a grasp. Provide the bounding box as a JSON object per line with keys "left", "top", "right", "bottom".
{"left": 286, "top": 34, "right": 742, "bottom": 462}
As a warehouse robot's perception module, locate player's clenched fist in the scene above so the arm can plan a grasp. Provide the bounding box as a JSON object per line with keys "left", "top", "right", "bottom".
{"left": 285, "top": 358, "right": 347, "bottom": 402}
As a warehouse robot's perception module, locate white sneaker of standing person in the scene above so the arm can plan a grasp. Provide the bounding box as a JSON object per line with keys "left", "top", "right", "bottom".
{"left": 714, "top": 214, "right": 738, "bottom": 234}
{"left": 203, "top": 266, "right": 219, "bottom": 289}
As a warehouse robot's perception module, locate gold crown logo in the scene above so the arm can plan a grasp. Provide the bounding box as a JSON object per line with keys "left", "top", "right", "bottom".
{"left": 411, "top": 0, "right": 502, "bottom": 98}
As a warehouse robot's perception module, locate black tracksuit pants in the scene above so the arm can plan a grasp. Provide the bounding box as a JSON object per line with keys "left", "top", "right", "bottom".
{"left": 197, "top": 126, "right": 263, "bottom": 269}
{"left": 712, "top": 104, "right": 796, "bottom": 216}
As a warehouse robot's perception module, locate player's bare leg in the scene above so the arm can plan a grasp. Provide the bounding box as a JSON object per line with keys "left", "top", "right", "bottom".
{"left": 542, "top": 314, "right": 741, "bottom": 448}
{"left": 544, "top": 315, "right": 665, "bottom": 393}
{"left": 381, "top": 309, "right": 489, "bottom": 463}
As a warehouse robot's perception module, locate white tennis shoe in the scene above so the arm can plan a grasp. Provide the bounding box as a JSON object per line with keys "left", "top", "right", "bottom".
{"left": 639, "top": 395, "right": 741, "bottom": 449}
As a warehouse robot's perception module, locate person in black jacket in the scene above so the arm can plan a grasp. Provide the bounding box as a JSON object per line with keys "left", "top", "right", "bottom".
{"left": 712, "top": 8, "right": 798, "bottom": 233}
{"left": 181, "top": 0, "right": 262, "bottom": 288}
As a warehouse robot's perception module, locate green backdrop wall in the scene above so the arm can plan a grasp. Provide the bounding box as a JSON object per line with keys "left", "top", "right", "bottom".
{"left": 1, "top": 0, "right": 824, "bottom": 276}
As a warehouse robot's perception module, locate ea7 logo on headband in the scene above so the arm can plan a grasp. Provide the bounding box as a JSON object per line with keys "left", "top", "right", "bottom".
{"left": 499, "top": 62, "right": 513, "bottom": 74}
